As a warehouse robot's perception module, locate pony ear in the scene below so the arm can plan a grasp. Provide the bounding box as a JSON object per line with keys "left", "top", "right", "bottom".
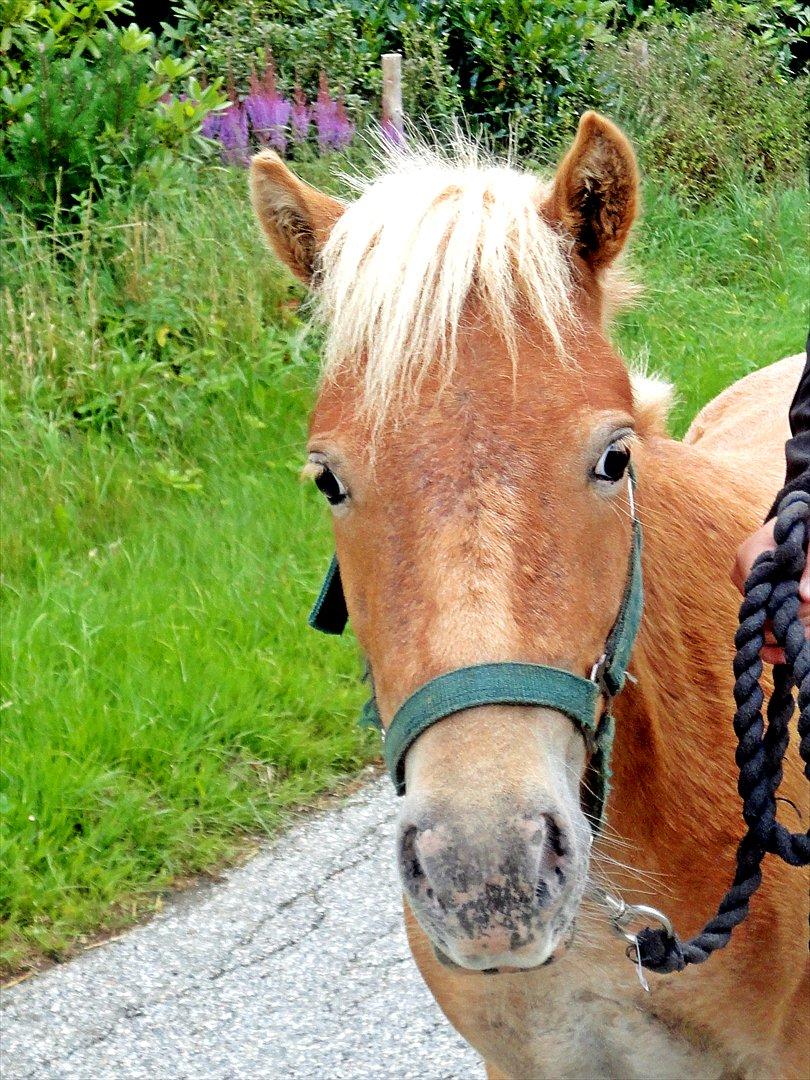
{"left": 250, "top": 150, "right": 344, "bottom": 283}
{"left": 548, "top": 112, "right": 638, "bottom": 272}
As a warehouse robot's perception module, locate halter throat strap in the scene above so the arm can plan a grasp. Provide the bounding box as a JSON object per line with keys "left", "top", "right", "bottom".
{"left": 309, "top": 472, "right": 643, "bottom": 825}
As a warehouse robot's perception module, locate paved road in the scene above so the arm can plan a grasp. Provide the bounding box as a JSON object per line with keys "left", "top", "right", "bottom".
{"left": 1, "top": 777, "right": 480, "bottom": 1079}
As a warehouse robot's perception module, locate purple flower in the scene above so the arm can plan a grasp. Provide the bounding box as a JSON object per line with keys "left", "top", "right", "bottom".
{"left": 244, "top": 62, "right": 292, "bottom": 154}
{"left": 332, "top": 99, "right": 355, "bottom": 150}
{"left": 314, "top": 74, "right": 336, "bottom": 152}
{"left": 314, "top": 73, "right": 354, "bottom": 152}
{"left": 245, "top": 93, "right": 291, "bottom": 153}
{"left": 218, "top": 101, "right": 249, "bottom": 166}
{"left": 291, "top": 86, "right": 310, "bottom": 143}
{"left": 200, "top": 110, "right": 221, "bottom": 141}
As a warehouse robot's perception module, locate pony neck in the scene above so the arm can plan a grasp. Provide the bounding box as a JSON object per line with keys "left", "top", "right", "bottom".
{"left": 605, "top": 434, "right": 766, "bottom": 910}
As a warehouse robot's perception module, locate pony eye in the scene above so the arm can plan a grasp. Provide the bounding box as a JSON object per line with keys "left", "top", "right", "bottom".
{"left": 314, "top": 465, "right": 348, "bottom": 506}
{"left": 593, "top": 442, "right": 631, "bottom": 483}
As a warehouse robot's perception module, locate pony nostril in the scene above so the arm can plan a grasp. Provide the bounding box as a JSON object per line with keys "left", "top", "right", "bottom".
{"left": 400, "top": 824, "right": 427, "bottom": 887}
{"left": 533, "top": 814, "right": 571, "bottom": 906}
{"left": 545, "top": 817, "right": 567, "bottom": 859}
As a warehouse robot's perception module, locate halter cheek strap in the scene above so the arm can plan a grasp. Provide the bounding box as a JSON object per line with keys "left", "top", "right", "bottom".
{"left": 308, "top": 471, "right": 643, "bottom": 827}
{"left": 308, "top": 555, "right": 348, "bottom": 635}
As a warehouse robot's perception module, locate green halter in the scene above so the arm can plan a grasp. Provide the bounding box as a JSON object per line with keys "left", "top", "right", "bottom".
{"left": 309, "top": 473, "right": 644, "bottom": 826}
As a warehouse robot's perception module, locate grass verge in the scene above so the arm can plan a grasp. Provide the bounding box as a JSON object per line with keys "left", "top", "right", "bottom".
{"left": 1, "top": 168, "right": 807, "bottom": 975}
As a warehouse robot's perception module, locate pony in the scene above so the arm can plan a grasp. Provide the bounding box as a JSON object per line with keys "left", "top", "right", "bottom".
{"left": 249, "top": 113, "right": 808, "bottom": 1078}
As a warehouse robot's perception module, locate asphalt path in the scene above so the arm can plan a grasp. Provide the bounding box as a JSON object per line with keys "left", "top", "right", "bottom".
{"left": 1, "top": 776, "right": 480, "bottom": 1079}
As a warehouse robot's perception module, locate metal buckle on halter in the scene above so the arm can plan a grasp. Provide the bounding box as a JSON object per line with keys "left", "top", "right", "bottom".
{"left": 589, "top": 653, "right": 611, "bottom": 698}
{"left": 590, "top": 652, "right": 637, "bottom": 703}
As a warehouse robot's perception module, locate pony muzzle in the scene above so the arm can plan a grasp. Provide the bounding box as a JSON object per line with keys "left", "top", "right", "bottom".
{"left": 395, "top": 705, "right": 591, "bottom": 971}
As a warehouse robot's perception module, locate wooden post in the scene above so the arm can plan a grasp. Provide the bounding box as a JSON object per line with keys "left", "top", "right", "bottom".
{"left": 381, "top": 52, "right": 404, "bottom": 139}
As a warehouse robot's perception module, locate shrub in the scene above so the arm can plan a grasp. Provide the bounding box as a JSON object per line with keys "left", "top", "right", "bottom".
{"left": 594, "top": 11, "right": 808, "bottom": 200}
{"left": 1, "top": 0, "right": 132, "bottom": 89}
{"left": 0, "top": 9, "right": 224, "bottom": 222}
{"left": 170, "top": 1, "right": 807, "bottom": 163}
{"left": 675, "top": 2, "right": 809, "bottom": 74}
{"left": 168, "top": 1, "right": 468, "bottom": 136}
{"left": 171, "top": 1, "right": 611, "bottom": 147}
{"left": 168, "top": 0, "right": 381, "bottom": 116}
{"left": 434, "top": 0, "right": 614, "bottom": 148}
{"left": 394, "top": 13, "right": 463, "bottom": 131}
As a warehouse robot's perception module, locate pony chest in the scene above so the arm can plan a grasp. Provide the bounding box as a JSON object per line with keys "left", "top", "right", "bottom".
{"left": 466, "top": 952, "right": 732, "bottom": 1079}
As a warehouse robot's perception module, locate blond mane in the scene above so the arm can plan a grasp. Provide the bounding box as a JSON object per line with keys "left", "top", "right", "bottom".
{"left": 316, "top": 142, "right": 582, "bottom": 417}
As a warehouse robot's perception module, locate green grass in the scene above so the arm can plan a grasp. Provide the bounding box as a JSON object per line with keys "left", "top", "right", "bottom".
{"left": 618, "top": 182, "right": 807, "bottom": 435}
{"left": 1, "top": 167, "right": 807, "bottom": 975}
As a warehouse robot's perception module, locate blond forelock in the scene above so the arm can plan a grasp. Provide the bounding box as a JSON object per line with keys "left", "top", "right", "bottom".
{"left": 315, "top": 140, "right": 581, "bottom": 419}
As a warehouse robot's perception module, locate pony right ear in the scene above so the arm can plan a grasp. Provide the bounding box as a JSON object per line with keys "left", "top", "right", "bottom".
{"left": 250, "top": 151, "right": 344, "bottom": 283}
{"left": 548, "top": 112, "right": 638, "bottom": 272}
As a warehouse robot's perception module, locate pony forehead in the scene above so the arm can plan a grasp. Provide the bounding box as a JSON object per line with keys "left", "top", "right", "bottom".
{"left": 315, "top": 142, "right": 582, "bottom": 421}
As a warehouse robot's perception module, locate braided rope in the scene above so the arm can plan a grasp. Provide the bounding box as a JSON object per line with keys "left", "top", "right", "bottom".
{"left": 636, "top": 491, "right": 810, "bottom": 973}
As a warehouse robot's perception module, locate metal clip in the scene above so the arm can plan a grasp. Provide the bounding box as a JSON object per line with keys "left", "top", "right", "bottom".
{"left": 602, "top": 892, "right": 674, "bottom": 946}
{"left": 630, "top": 938, "right": 650, "bottom": 993}
{"left": 594, "top": 888, "right": 674, "bottom": 992}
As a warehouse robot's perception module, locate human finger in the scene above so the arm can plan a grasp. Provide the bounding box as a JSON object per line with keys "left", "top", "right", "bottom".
{"left": 800, "top": 553, "right": 810, "bottom": 604}
{"left": 732, "top": 519, "right": 777, "bottom": 596}
{"left": 761, "top": 645, "right": 786, "bottom": 665}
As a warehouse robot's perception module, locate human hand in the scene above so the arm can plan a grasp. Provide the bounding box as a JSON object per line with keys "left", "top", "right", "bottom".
{"left": 732, "top": 518, "right": 810, "bottom": 664}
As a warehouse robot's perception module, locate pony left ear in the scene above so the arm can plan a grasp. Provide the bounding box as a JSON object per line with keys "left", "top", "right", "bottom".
{"left": 548, "top": 112, "right": 638, "bottom": 272}
{"left": 250, "top": 150, "right": 344, "bottom": 283}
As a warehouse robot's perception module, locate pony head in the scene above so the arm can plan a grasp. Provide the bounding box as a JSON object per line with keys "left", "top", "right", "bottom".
{"left": 251, "top": 114, "right": 661, "bottom": 972}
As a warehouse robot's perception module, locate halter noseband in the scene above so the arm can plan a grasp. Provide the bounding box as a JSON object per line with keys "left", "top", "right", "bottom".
{"left": 309, "top": 472, "right": 643, "bottom": 826}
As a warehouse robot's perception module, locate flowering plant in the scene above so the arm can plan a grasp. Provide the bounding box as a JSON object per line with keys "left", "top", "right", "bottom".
{"left": 200, "top": 56, "right": 378, "bottom": 164}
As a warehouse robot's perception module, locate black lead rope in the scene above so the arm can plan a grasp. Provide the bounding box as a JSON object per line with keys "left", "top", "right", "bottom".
{"left": 636, "top": 490, "right": 810, "bottom": 974}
